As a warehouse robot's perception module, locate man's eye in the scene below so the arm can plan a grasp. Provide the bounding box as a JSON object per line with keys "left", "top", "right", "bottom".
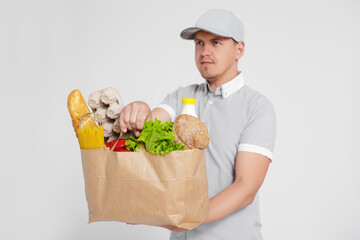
{"left": 196, "top": 41, "right": 203, "bottom": 45}
{"left": 214, "top": 41, "right": 220, "bottom": 45}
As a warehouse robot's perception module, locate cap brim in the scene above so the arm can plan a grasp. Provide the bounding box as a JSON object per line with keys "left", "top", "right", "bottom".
{"left": 180, "top": 27, "right": 237, "bottom": 41}
{"left": 180, "top": 27, "right": 204, "bottom": 40}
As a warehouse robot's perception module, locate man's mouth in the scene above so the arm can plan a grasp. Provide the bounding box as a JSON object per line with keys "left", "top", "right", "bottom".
{"left": 201, "top": 61, "right": 214, "bottom": 66}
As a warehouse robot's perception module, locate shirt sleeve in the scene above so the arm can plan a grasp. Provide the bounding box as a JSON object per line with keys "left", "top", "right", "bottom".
{"left": 154, "top": 88, "right": 179, "bottom": 122}
{"left": 238, "top": 97, "right": 276, "bottom": 160}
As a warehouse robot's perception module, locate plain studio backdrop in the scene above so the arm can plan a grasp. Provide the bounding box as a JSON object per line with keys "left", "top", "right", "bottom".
{"left": 1, "top": 0, "right": 359, "bottom": 239}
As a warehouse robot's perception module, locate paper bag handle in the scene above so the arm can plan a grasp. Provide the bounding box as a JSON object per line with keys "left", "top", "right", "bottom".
{"left": 110, "top": 131, "right": 124, "bottom": 152}
{"left": 78, "top": 112, "right": 101, "bottom": 130}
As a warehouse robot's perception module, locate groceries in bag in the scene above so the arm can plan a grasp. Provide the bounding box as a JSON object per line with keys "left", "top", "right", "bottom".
{"left": 173, "top": 98, "right": 210, "bottom": 149}
{"left": 180, "top": 98, "right": 198, "bottom": 118}
{"left": 67, "top": 88, "right": 210, "bottom": 230}
{"left": 105, "top": 139, "right": 133, "bottom": 152}
{"left": 67, "top": 90, "right": 104, "bottom": 149}
{"left": 88, "top": 87, "right": 125, "bottom": 143}
{"left": 77, "top": 122, "right": 105, "bottom": 149}
{"left": 67, "top": 89, "right": 97, "bottom": 137}
{"left": 125, "top": 118, "right": 186, "bottom": 155}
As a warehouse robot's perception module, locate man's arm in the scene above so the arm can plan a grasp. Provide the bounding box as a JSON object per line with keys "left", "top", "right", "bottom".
{"left": 167, "top": 151, "right": 270, "bottom": 232}
{"left": 202, "top": 151, "right": 270, "bottom": 224}
{"left": 152, "top": 107, "right": 171, "bottom": 122}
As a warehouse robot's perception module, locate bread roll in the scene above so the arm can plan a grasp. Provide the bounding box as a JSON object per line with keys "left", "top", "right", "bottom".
{"left": 173, "top": 114, "right": 209, "bottom": 150}
{"left": 67, "top": 89, "right": 96, "bottom": 137}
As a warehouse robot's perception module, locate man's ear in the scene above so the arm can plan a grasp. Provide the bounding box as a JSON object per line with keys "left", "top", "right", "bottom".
{"left": 235, "top": 41, "right": 245, "bottom": 60}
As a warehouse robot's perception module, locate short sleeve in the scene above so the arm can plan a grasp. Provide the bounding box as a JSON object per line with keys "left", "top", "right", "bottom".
{"left": 155, "top": 88, "right": 179, "bottom": 122}
{"left": 238, "top": 97, "right": 276, "bottom": 160}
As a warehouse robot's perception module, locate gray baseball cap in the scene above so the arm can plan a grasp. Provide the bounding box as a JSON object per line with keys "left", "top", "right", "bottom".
{"left": 180, "top": 9, "right": 244, "bottom": 42}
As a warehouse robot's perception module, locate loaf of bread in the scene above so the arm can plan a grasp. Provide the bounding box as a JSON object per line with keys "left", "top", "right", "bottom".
{"left": 67, "top": 89, "right": 96, "bottom": 137}
{"left": 173, "top": 114, "right": 209, "bottom": 150}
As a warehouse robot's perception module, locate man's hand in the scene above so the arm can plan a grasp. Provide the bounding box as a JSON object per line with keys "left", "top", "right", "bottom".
{"left": 119, "top": 101, "right": 152, "bottom": 137}
{"left": 127, "top": 223, "right": 187, "bottom": 232}
{"left": 162, "top": 226, "right": 188, "bottom": 232}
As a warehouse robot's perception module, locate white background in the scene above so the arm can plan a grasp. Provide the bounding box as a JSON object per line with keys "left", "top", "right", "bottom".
{"left": 1, "top": 0, "right": 359, "bottom": 239}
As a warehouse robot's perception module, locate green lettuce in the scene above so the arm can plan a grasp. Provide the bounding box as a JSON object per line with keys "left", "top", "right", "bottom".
{"left": 125, "top": 118, "right": 185, "bottom": 155}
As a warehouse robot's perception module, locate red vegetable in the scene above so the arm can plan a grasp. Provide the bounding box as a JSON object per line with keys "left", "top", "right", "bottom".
{"left": 118, "top": 149, "right": 133, "bottom": 152}
{"left": 105, "top": 139, "right": 133, "bottom": 152}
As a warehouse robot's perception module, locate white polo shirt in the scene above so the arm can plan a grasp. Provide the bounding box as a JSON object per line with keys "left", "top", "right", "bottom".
{"left": 157, "top": 72, "right": 276, "bottom": 240}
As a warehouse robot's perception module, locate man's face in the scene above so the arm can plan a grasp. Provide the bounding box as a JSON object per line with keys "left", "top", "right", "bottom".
{"left": 194, "top": 31, "right": 244, "bottom": 82}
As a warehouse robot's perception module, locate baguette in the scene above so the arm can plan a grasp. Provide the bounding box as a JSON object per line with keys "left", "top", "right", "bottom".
{"left": 67, "top": 89, "right": 96, "bottom": 137}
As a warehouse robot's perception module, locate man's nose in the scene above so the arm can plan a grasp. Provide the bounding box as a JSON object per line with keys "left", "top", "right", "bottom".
{"left": 200, "top": 44, "right": 212, "bottom": 56}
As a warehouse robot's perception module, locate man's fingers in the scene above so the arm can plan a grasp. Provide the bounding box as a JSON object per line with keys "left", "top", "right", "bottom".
{"left": 135, "top": 130, "right": 141, "bottom": 137}
{"left": 135, "top": 104, "right": 152, "bottom": 131}
{"left": 134, "top": 111, "right": 146, "bottom": 137}
{"left": 170, "top": 227, "right": 188, "bottom": 232}
{"left": 128, "top": 108, "right": 138, "bottom": 130}
{"left": 161, "top": 226, "right": 187, "bottom": 232}
{"left": 122, "top": 107, "right": 134, "bottom": 132}
{"left": 119, "top": 104, "right": 137, "bottom": 132}
{"left": 118, "top": 101, "right": 152, "bottom": 134}
{"left": 132, "top": 104, "right": 152, "bottom": 134}
{"left": 163, "top": 226, "right": 174, "bottom": 231}
{"left": 119, "top": 110, "right": 127, "bottom": 133}
{"left": 145, "top": 112, "right": 153, "bottom": 121}
{"left": 136, "top": 113, "right": 149, "bottom": 132}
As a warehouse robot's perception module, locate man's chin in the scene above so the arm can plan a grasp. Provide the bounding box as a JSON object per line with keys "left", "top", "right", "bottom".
{"left": 201, "top": 74, "right": 216, "bottom": 82}
{"left": 199, "top": 70, "right": 213, "bottom": 78}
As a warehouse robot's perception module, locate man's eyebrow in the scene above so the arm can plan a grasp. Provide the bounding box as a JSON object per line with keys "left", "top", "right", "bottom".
{"left": 210, "top": 37, "right": 225, "bottom": 41}
{"left": 194, "top": 37, "right": 226, "bottom": 42}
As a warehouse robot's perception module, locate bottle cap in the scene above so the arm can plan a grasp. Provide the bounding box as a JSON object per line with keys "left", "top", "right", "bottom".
{"left": 182, "top": 98, "right": 196, "bottom": 104}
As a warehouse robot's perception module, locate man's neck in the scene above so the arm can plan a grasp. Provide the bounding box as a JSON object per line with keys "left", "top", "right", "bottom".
{"left": 207, "top": 70, "right": 239, "bottom": 93}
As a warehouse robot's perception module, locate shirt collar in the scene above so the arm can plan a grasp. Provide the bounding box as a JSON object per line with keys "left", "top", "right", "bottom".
{"left": 203, "top": 72, "right": 245, "bottom": 98}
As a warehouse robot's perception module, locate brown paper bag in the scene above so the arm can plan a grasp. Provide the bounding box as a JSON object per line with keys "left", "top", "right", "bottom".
{"left": 80, "top": 146, "right": 209, "bottom": 230}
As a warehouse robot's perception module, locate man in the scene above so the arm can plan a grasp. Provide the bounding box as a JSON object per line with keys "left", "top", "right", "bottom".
{"left": 119, "top": 9, "right": 276, "bottom": 240}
